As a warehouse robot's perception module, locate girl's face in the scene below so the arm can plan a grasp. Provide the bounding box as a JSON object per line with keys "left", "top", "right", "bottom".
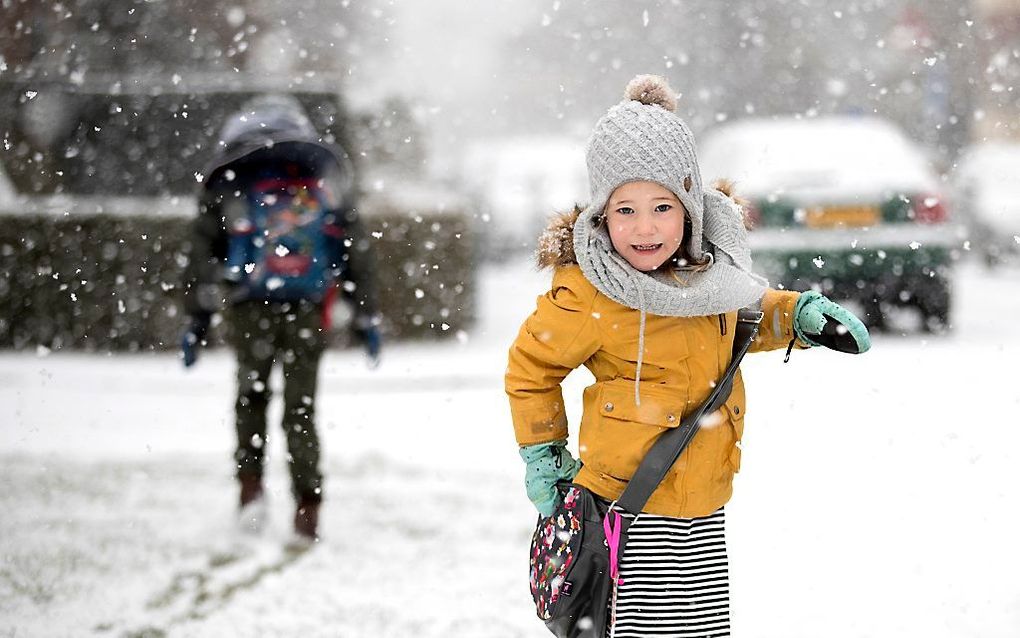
{"left": 605, "top": 180, "right": 686, "bottom": 272}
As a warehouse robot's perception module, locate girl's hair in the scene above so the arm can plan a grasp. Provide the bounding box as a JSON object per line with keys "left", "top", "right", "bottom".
{"left": 670, "top": 214, "right": 712, "bottom": 274}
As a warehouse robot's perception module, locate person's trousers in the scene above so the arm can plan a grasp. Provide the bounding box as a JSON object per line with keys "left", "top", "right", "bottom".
{"left": 228, "top": 299, "right": 325, "bottom": 502}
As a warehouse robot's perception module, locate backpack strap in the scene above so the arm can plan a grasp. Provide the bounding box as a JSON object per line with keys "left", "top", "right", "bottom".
{"left": 616, "top": 309, "right": 763, "bottom": 515}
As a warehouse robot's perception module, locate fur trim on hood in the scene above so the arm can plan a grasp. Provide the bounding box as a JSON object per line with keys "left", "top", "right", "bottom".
{"left": 536, "top": 206, "right": 584, "bottom": 269}
{"left": 536, "top": 179, "right": 747, "bottom": 269}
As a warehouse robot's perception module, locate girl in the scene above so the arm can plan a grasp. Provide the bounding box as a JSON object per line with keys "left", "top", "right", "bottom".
{"left": 506, "top": 75, "right": 870, "bottom": 638}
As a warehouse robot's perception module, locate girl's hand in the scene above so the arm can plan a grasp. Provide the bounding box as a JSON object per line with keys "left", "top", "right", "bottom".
{"left": 519, "top": 440, "right": 582, "bottom": 517}
{"left": 794, "top": 291, "right": 872, "bottom": 354}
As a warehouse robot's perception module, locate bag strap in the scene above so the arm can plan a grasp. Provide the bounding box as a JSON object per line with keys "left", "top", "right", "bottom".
{"left": 616, "top": 309, "right": 763, "bottom": 515}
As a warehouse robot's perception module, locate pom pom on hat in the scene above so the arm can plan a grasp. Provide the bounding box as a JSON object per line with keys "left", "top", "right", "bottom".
{"left": 624, "top": 74, "right": 677, "bottom": 113}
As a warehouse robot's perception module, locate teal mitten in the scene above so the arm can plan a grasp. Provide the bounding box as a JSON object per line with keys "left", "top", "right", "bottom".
{"left": 519, "top": 440, "right": 583, "bottom": 517}
{"left": 794, "top": 291, "right": 872, "bottom": 354}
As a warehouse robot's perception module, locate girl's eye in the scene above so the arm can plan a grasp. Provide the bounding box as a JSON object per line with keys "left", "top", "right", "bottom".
{"left": 654, "top": 203, "right": 673, "bottom": 213}
{"left": 615, "top": 207, "right": 634, "bottom": 215}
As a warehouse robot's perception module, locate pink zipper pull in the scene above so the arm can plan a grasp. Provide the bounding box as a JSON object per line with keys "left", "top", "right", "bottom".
{"left": 603, "top": 510, "right": 623, "bottom": 584}
{"left": 604, "top": 508, "right": 626, "bottom": 637}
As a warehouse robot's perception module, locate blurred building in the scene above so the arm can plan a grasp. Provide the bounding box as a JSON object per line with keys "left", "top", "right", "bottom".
{"left": 460, "top": 135, "right": 587, "bottom": 257}
{"left": 972, "top": 0, "right": 1020, "bottom": 140}
{"left": 0, "top": 1, "right": 365, "bottom": 206}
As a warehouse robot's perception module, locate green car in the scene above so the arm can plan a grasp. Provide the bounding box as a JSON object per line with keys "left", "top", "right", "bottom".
{"left": 699, "top": 116, "right": 961, "bottom": 332}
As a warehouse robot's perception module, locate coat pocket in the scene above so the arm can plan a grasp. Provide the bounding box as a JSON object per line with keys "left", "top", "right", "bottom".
{"left": 721, "top": 394, "right": 745, "bottom": 441}
{"left": 720, "top": 395, "right": 745, "bottom": 473}
{"left": 581, "top": 381, "right": 689, "bottom": 481}
{"left": 727, "top": 445, "right": 742, "bottom": 472}
{"left": 597, "top": 382, "right": 687, "bottom": 428}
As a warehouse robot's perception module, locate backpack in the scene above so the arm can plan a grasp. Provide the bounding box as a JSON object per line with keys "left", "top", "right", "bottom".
{"left": 224, "top": 175, "right": 347, "bottom": 303}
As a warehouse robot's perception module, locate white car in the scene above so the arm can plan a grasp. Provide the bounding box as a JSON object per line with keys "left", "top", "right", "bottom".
{"left": 952, "top": 141, "right": 1020, "bottom": 266}
{"left": 699, "top": 115, "right": 961, "bottom": 332}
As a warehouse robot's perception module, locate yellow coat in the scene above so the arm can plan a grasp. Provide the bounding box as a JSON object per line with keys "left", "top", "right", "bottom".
{"left": 505, "top": 264, "right": 801, "bottom": 517}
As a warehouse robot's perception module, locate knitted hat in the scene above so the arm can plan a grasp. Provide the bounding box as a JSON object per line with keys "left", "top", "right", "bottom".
{"left": 584, "top": 74, "right": 706, "bottom": 261}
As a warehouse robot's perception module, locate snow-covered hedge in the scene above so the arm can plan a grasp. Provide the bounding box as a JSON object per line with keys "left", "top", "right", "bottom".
{"left": 0, "top": 205, "right": 475, "bottom": 351}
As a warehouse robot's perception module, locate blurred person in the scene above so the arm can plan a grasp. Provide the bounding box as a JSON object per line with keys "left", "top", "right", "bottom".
{"left": 507, "top": 76, "right": 870, "bottom": 637}
{"left": 180, "top": 94, "right": 381, "bottom": 543}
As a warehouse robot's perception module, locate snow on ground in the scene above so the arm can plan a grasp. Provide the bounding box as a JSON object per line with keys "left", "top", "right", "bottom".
{"left": 2, "top": 256, "right": 1020, "bottom": 637}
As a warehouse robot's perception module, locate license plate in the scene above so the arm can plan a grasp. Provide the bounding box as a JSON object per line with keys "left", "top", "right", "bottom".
{"left": 804, "top": 205, "right": 880, "bottom": 228}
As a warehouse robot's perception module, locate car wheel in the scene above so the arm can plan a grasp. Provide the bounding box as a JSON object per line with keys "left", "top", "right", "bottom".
{"left": 915, "top": 277, "right": 951, "bottom": 334}
{"left": 859, "top": 294, "right": 887, "bottom": 333}
{"left": 983, "top": 246, "right": 1003, "bottom": 269}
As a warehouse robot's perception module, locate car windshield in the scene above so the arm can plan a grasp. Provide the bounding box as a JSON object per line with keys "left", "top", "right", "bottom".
{"left": 700, "top": 116, "right": 936, "bottom": 201}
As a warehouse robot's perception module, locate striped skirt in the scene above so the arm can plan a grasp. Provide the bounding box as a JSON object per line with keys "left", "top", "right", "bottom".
{"left": 608, "top": 507, "right": 730, "bottom": 638}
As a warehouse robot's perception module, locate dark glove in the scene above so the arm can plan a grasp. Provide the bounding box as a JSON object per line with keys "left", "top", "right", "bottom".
{"left": 519, "top": 440, "right": 582, "bottom": 517}
{"left": 180, "top": 313, "right": 211, "bottom": 368}
{"left": 794, "top": 291, "right": 871, "bottom": 354}
{"left": 353, "top": 314, "right": 382, "bottom": 368}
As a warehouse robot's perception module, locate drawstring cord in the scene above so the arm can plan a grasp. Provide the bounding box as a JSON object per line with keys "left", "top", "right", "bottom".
{"left": 635, "top": 306, "right": 646, "bottom": 407}
{"left": 627, "top": 268, "right": 648, "bottom": 406}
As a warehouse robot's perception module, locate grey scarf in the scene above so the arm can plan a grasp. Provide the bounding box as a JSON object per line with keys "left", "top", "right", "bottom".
{"left": 573, "top": 188, "right": 768, "bottom": 403}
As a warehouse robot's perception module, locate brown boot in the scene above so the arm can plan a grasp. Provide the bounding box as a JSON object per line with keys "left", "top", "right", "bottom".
{"left": 294, "top": 498, "right": 320, "bottom": 541}
{"left": 239, "top": 473, "right": 264, "bottom": 507}
{"left": 238, "top": 474, "right": 267, "bottom": 534}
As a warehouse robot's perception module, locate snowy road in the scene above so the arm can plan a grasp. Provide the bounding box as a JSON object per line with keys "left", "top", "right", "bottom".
{"left": 2, "top": 257, "right": 1020, "bottom": 637}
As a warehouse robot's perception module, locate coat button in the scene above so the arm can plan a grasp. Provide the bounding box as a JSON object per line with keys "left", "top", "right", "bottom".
{"left": 604, "top": 402, "right": 614, "bottom": 412}
{"left": 734, "top": 406, "right": 740, "bottom": 415}
{"left": 666, "top": 414, "right": 676, "bottom": 423}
